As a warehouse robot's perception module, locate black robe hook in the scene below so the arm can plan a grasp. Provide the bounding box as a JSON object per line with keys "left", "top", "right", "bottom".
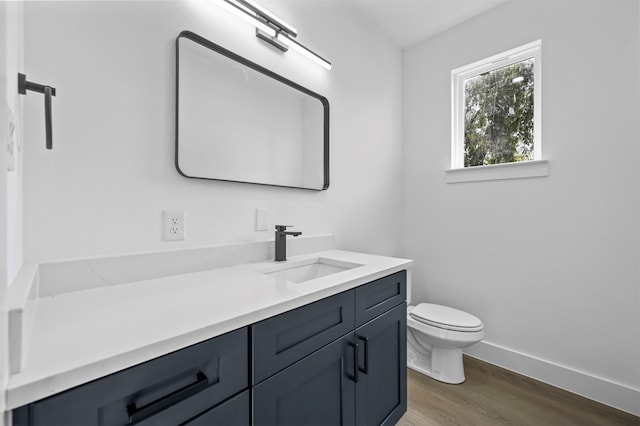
{"left": 18, "top": 73, "right": 56, "bottom": 150}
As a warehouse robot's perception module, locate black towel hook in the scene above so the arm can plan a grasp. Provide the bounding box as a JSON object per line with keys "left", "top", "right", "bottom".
{"left": 18, "top": 73, "right": 56, "bottom": 150}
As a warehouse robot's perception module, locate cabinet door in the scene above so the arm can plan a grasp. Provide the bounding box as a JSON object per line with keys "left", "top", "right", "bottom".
{"left": 355, "top": 303, "right": 407, "bottom": 426}
{"left": 355, "top": 271, "right": 406, "bottom": 327}
{"left": 253, "top": 333, "right": 356, "bottom": 426}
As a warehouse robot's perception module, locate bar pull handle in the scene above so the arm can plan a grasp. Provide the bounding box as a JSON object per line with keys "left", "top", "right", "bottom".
{"left": 126, "top": 371, "right": 209, "bottom": 423}
{"left": 347, "top": 341, "right": 359, "bottom": 383}
{"left": 18, "top": 73, "right": 56, "bottom": 150}
{"left": 357, "top": 335, "right": 369, "bottom": 374}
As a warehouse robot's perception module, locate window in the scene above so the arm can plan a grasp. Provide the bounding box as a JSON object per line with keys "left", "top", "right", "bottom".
{"left": 449, "top": 40, "right": 546, "bottom": 182}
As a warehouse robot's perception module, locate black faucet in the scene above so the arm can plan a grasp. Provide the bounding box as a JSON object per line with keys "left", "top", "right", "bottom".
{"left": 275, "top": 225, "right": 302, "bottom": 262}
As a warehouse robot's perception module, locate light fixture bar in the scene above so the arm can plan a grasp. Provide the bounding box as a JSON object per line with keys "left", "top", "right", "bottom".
{"left": 218, "top": 0, "right": 331, "bottom": 70}
{"left": 277, "top": 32, "right": 332, "bottom": 70}
{"left": 234, "top": 0, "right": 297, "bottom": 37}
{"left": 218, "top": 0, "right": 277, "bottom": 38}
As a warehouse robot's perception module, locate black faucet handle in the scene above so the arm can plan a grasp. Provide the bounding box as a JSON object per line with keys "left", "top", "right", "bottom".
{"left": 275, "top": 225, "right": 294, "bottom": 231}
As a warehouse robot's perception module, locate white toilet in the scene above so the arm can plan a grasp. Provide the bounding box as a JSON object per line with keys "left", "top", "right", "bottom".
{"left": 407, "top": 303, "right": 484, "bottom": 384}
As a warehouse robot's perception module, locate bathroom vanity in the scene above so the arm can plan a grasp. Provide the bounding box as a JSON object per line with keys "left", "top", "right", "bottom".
{"left": 7, "top": 247, "right": 410, "bottom": 425}
{"left": 253, "top": 270, "right": 406, "bottom": 426}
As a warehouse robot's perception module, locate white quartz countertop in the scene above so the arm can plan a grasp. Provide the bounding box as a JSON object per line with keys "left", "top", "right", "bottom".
{"left": 6, "top": 249, "right": 412, "bottom": 409}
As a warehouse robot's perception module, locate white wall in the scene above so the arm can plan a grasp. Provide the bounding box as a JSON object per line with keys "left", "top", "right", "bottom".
{"left": 403, "top": 0, "right": 639, "bottom": 414}
{"left": 22, "top": 0, "right": 403, "bottom": 262}
{"left": 0, "top": 2, "right": 24, "bottom": 424}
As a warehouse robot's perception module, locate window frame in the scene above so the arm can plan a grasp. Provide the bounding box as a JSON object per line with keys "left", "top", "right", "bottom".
{"left": 450, "top": 40, "right": 542, "bottom": 171}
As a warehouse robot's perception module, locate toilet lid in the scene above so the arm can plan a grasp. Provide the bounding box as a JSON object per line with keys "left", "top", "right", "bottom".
{"left": 410, "top": 303, "right": 483, "bottom": 332}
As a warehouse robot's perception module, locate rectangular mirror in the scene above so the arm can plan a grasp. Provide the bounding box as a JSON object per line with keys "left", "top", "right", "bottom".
{"left": 176, "top": 31, "right": 329, "bottom": 190}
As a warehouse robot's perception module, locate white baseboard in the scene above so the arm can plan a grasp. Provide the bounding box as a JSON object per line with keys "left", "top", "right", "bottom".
{"left": 464, "top": 341, "right": 640, "bottom": 417}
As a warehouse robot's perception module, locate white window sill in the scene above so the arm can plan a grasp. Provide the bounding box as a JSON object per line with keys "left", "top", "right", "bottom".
{"left": 445, "top": 160, "right": 549, "bottom": 183}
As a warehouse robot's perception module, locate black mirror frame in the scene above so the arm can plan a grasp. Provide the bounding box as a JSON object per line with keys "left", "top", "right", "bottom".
{"left": 175, "top": 30, "right": 330, "bottom": 191}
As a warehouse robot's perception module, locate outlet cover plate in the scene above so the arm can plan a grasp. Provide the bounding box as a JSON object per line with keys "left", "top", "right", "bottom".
{"left": 163, "top": 210, "right": 185, "bottom": 241}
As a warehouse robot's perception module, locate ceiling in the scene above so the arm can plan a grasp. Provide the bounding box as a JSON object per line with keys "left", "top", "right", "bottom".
{"left": 349, "top": 0, "right": 510, "bottom": 50}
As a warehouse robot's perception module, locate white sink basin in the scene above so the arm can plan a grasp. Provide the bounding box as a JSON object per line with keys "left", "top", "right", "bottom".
{"left": 258, "top": 258, "right": 363, "bottom": 283}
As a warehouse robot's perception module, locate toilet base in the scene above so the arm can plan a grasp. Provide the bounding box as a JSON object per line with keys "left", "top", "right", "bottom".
{"left": 407, "top": 334, "right": 466, "bottom": 384}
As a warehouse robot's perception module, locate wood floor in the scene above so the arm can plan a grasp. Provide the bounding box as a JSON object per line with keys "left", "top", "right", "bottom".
{"left": 397, "top": 356, "right": 639, "bottom": 426}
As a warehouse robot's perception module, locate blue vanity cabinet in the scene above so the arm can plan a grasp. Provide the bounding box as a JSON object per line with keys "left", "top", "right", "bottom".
{"left": 12, "top": 327, "right": 249, "bottom": 426}
{"left": 354, "top": 303, "right": 407, "bottom": 426}
{"left": 252, "top": 270, "right": 407, "bottom": 426}
{"left": 354, "top": 271, "right": 408, "bottom": 425}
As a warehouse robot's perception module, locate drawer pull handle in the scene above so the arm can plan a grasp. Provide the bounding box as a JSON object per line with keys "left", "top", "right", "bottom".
{"left": 347, "top": 341, "right": 359, "bottom": 383}
{"left": 357, "top": 335, "right": 369, "bottom": 374}
{"left": 127, "top": 371, "right": 209, "bottom": 423}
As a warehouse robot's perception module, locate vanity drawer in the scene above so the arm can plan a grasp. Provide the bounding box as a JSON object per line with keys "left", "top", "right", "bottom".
{"left": 184, "top": 390, "right": 250, "bottom": 426}
{"left": 355, "top": 271, "right": 406, "bottom": 327}
{"left": 14, "top": 328, "right": 248, "bottom": 426}
{"left": 252, "top": 290, "right": 355, "bottom": 384}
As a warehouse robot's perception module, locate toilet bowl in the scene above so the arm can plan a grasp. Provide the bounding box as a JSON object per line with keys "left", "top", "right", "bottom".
{"left": 407, "top": 303, "right": 484, "bottom": 384}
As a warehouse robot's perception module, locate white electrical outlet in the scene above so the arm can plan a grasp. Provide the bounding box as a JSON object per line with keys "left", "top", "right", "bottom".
{"left": 163, "top": 210, "right": 185, "bottom": 241}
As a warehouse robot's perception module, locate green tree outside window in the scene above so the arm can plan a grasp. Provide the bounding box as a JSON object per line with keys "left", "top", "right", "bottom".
{"left": 463, "top": 59, "right": 534, "bottom": 167}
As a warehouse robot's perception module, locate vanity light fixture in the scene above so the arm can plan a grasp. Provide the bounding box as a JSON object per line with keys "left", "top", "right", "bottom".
{"left": 217, "top": 0, "right": 278, "bottom": 38}
{"left": 218, "top": 0, "right": 332, "bottom": 70}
